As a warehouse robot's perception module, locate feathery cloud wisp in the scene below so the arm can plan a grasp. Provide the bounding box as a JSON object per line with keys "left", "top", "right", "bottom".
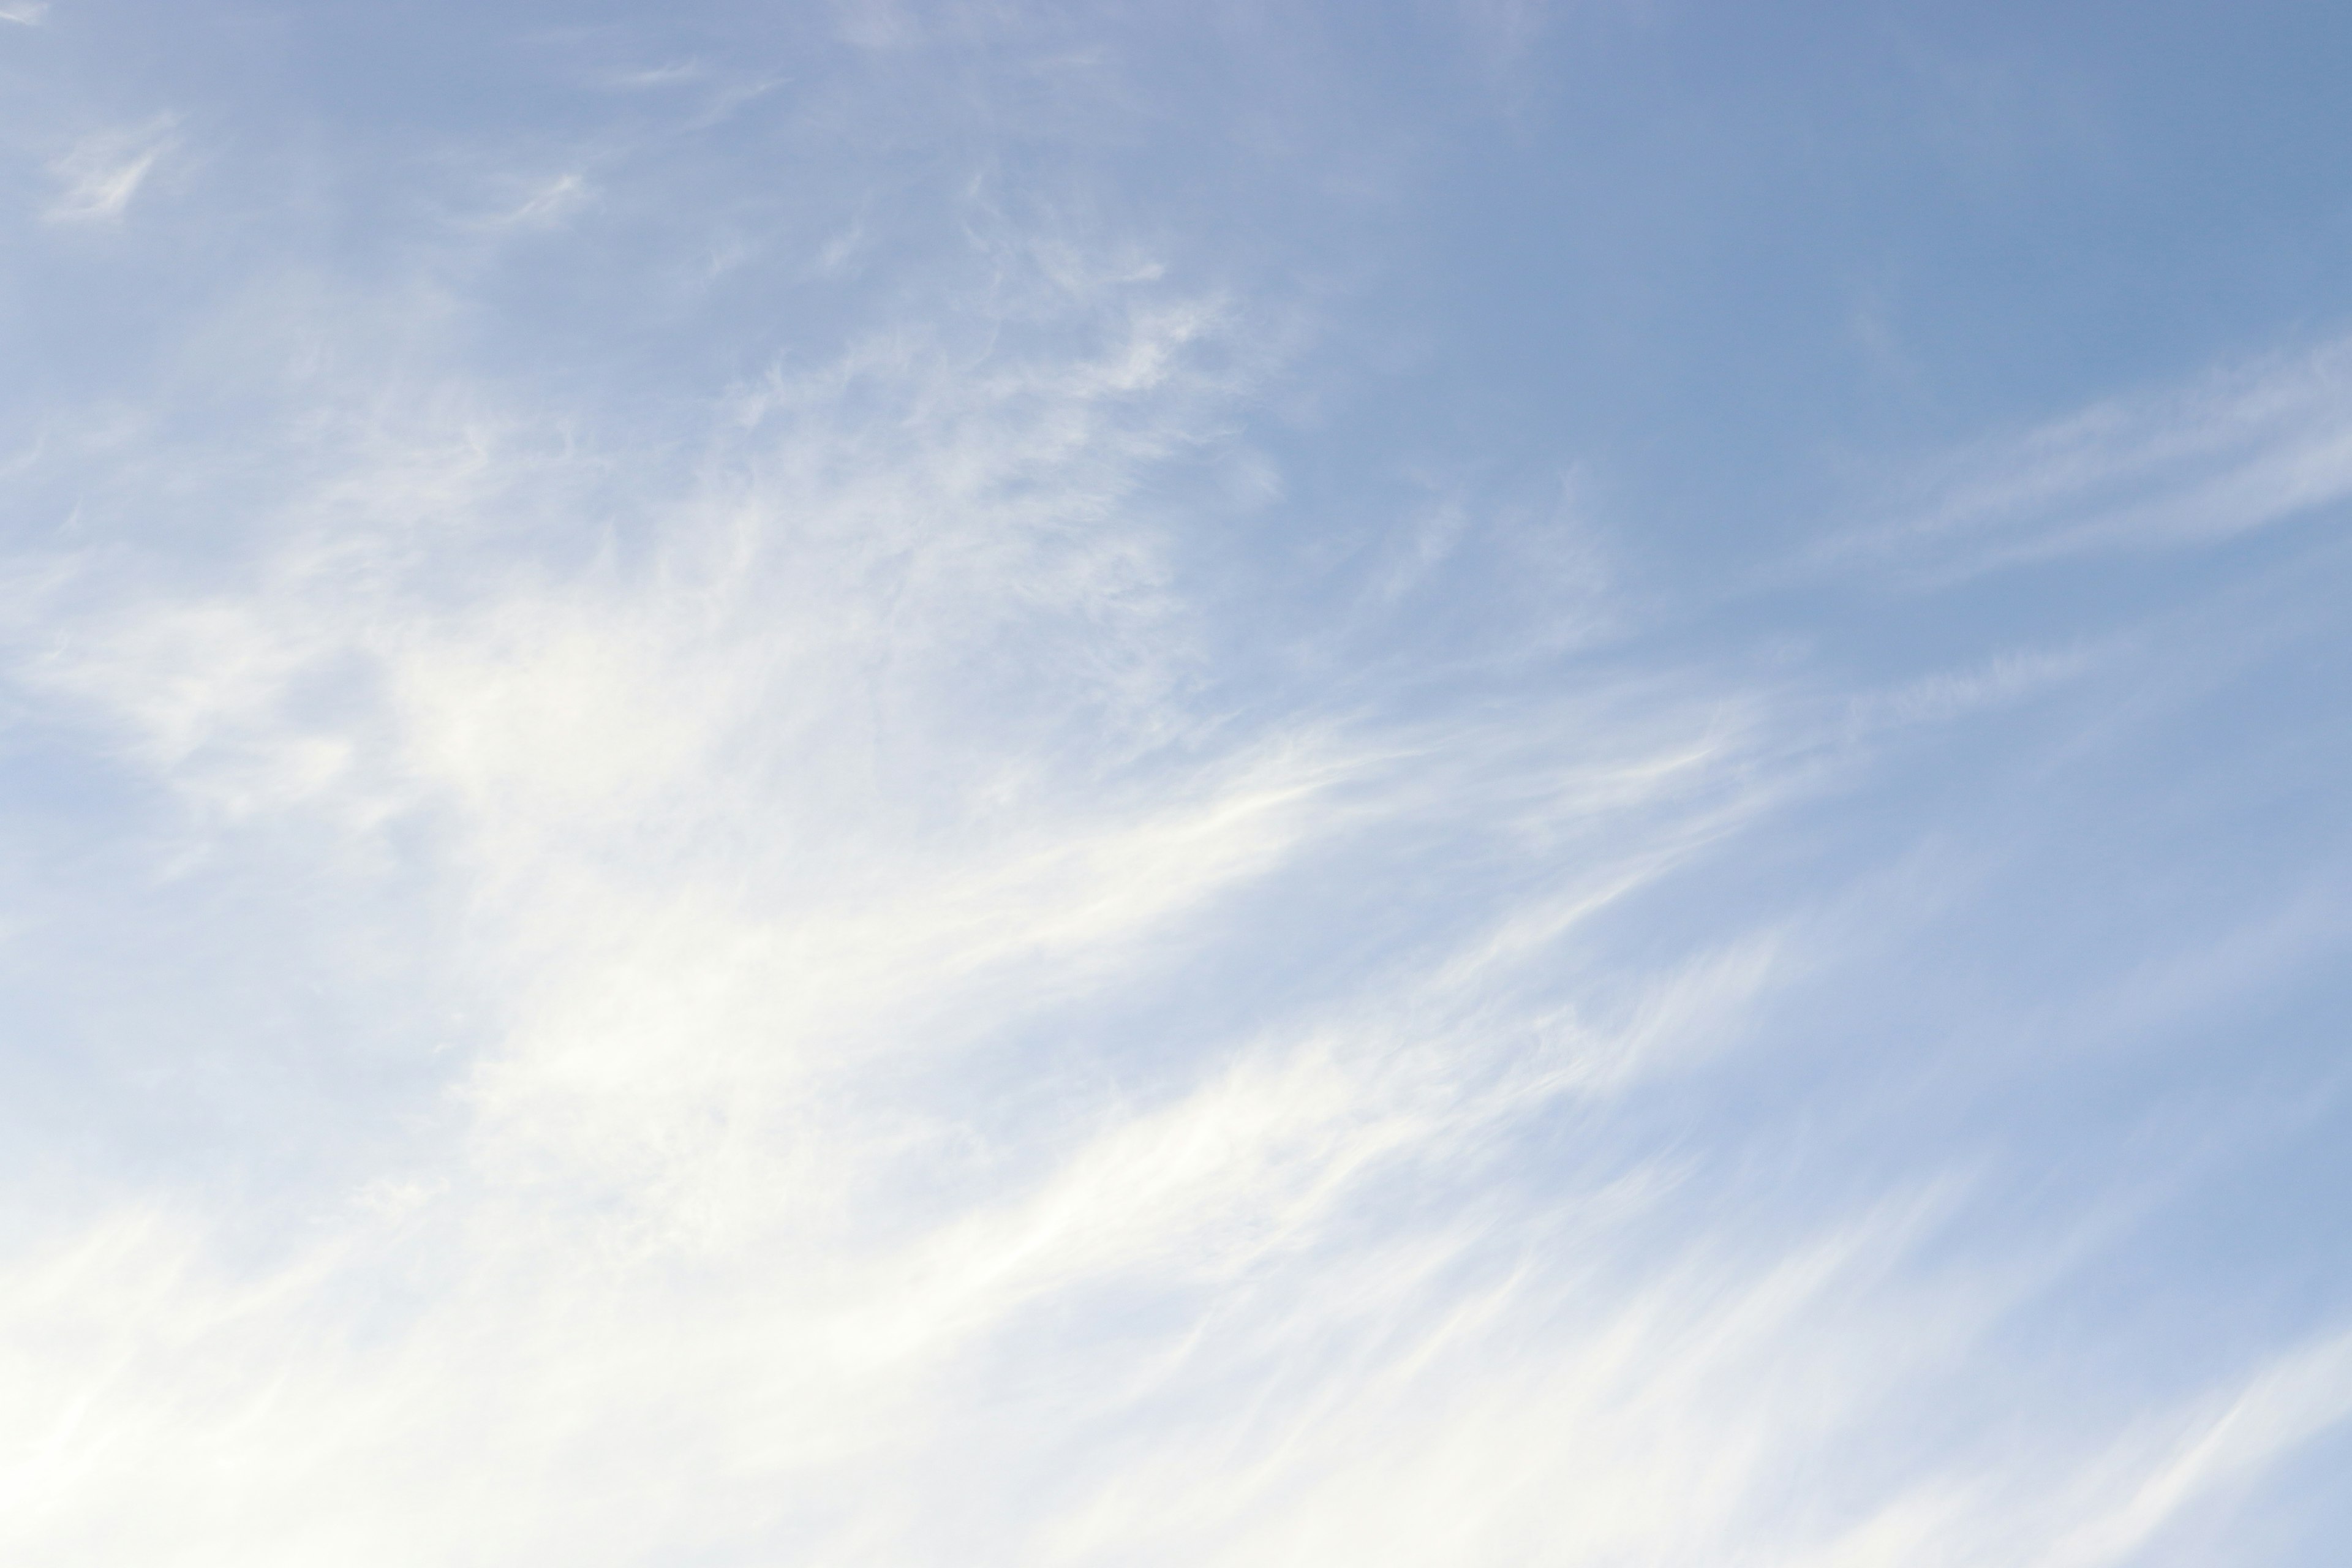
{"left": 42, "top": 119, "right": 174, "bottom": 224}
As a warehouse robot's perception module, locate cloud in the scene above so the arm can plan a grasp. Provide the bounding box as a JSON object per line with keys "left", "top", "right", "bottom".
{"left": 42, "top": 119, "right": 175, "bottom": 224}
{"left": 0, "top": 225, "right": 1858, "bottom": 1560}
{"left": 4, "top": 10, "right": 2350, "bottom": 1564}
{"left": 10, "top": 285, "right": 2331, "bottom": 1553}
{"left": 0, "top": 300, "right": 2309, "bottom": 1560}
{"left": 484, "top": 172, "right": 594, "bottom": 229}
{"left": 1834, "top": 333, "right": 2352, "bottom": 582}
{"left": 1843, "top": 641, "right": 2105, "bottom": 733}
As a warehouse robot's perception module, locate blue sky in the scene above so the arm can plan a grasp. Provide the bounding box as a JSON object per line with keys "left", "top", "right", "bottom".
{"left": 5, "top": 2, "right": 2352, "bottom": 1562}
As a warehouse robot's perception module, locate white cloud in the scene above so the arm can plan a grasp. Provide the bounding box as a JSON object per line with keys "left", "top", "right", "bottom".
{"left": 1841, "top": 334, "right": 2352, "bottom": 582}
{"left": 0, "top": 360, "right": 2301, "bottom": 1560}
{"left": 489, "top": 172, "right": 594, "bottom": 228}
{"left": 43, "top": 119, "right": 175, "bottom": 224}
{"left": 0, "top": 241, "right": 1873, "bottom": 1561}
{"left": 4, "top": 15, "right": 2346, "bottom": 1564}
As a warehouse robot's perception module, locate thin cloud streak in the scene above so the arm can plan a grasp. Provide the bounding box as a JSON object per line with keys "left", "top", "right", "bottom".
{"left": 1838, "top": 334, "right": 2352, "bottom": 584}
{"left": 42, "top": 119, "right": 174, "bottom": 224}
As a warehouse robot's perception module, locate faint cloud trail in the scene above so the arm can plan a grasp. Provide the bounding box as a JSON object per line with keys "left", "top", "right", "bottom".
{"left": 43, "top": 119, "right": 174, "bottom": 224}
{"left": 1836, "top": 333, "right": 2352, "bottom": 583}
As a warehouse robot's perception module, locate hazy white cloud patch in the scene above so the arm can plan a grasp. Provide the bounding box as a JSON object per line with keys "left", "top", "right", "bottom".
{"left": 4, "top": 6, "right": 2350, "bottom": 1564}
{"left": 488, "top": 170, "right": 595, "bottom": 228}
{"left": 1842, "top": 641, "right": 2107, "bottom": 733}
{"left": 7, "top": 292, "right": 2332, "bottom": 1555}
{"left": 1844, "top": 333, "right": 2352, "bottom": 582}
{"left": 42, "top": 118, "right": 175, "bottom": 224}
{"left": 0, "top": 252, "right": 1896, "bottom": 1559}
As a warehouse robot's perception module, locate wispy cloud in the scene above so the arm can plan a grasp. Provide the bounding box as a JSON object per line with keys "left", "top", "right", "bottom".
{"left": 9, "top": 270, "right": 2342, "bottom": 1556}
{"left": 1840, "top": 334, "right": 2352, "bottom": 582}
{"left": 4, "top": 7, "right": 2350, "bottom": 1564}
{"left": 486, "top": 171, "right": 594, "bottom": 228}
{"left": 0, "top": 222, "right": 1860, "bottom": 1558}
{"left": 42, "top": 118, "right": 175, "bottom": 224}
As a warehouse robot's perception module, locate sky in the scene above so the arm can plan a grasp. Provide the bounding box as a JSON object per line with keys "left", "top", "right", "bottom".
{"left": 4, "top": 2, "right": 2352, "bottom": 1563}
